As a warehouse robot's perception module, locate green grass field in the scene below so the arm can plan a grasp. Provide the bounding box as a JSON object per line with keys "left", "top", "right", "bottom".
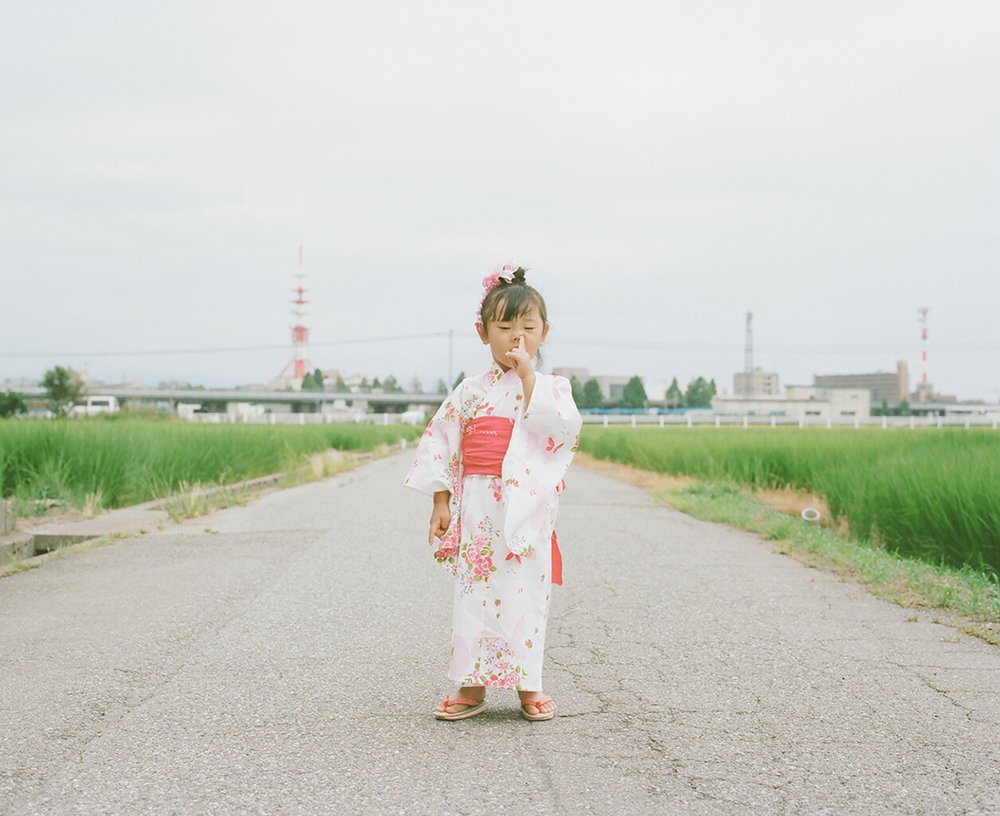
{"left": 0, "top": 418, "right": 422, "bottom": 513}
{"left": 580, "top": 427, "right": 1000, "bottom": 578}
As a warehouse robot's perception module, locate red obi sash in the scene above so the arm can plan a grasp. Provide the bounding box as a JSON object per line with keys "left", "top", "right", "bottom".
{"left": 461, "top": 416, "right": 514, "bottom": 476}
{"left": 462, "top": 416, "right": 563, "bottom": 585}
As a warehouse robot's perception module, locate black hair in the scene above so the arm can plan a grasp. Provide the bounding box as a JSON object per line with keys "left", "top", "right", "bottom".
{"left": 479, "top": 267, "right": 548, "bottom": 331}
{"left": 479, "top": 267, "right": 548, "bottom": 366}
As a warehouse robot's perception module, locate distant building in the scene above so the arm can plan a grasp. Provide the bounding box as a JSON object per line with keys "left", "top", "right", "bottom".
{"left": 713, "top": 386, "right": 871, "bottom": 421}
{"left": 814, "top": 360, "right": 909, "bottom": 406}
{"left": 551, "top": 367, "right": 590, "bottom": 383}
{"left": 158, "top": 379, "right": 200, "bottom": 390}
{"left": 924, "top": 401, "right": 1000, "bottom": 419}
{"left": 552, "top": 368, "right": 661, "bottom": 403}
{"left": 733, "top": 367, "right": 780, "bottom": 397}
{"left": 269, "top": 373, "right": 304, "bottom": 391}
{"left": 911, "top": 382, "right": 956, "bottom": 404}
{"left": 593, "top": 375, "right": 633, "bottom": 402}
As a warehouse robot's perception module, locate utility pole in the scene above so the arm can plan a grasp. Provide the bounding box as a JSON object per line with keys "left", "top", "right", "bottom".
{"left": 744, "top": 311, "right": 754, "bottom": 398}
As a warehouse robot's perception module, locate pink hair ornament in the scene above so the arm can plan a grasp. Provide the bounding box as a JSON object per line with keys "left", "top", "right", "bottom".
{"left": 476, "top": 262, "right": 518, "bottom": 322}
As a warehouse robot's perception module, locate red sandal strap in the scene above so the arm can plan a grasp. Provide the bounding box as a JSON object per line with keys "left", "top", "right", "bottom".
{"left": 442, "top": 695, "right": 481, "bottom": 708}
{"left": 523, "top": 695, "right": 553, "bottom": 709}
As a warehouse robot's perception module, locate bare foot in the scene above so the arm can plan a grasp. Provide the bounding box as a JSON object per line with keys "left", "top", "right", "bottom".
{"left": 436, "top": 686, "right": 485, "bottom": 715}
{"left": 518, "top": 691, "right": 556, "bottom": 717}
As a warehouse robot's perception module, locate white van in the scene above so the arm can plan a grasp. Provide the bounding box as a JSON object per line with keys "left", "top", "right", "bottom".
{"left": 71, "top": 395, "right": 120, "bottom": 417}
{"left": 400, "top": 409, "right": 427, "bottom": 425}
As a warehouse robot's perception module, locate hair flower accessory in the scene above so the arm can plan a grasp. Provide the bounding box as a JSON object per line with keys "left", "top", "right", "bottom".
{"left": 476, "top": 262, "right": 518, "bottom": 321}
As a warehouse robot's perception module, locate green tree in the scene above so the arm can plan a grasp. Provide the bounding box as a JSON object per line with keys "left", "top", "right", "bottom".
{"left": 665, "top": 377, "right": 683, "bottom": 409}
{"left": 435, "top": 379, "right": 448, "bottom": 394}
{"left": 334, "top": 375, "right": 347, "bottom": 391}
{"left": 41, "top": 366, "right": 84, "bottom": 416}
{"left": 684, "top": 376, "right": 716, "bottom": 408}
{"left": 0, "top": 391, "right": 28, "bottom": 418}
{"left": 383, "top": 375, "right": 402, "bottom": 393}
{"left": 359, "top": 377, "right": 370, "bottom": 391}
{"left": 898, "top": 400, "right": 911, "bottom": 416}
{"left": 621, "top": 376, "right": 648, "bottom": 410}
{"left": 452, "top": 371, "right": 466, "bottom": 389}
{"left": 301, "top": 368, "right": 325, "bottom": 391}
{"left": 582, "top": 379, "right": 603, "bottom": 409}
{"left": 570, "top": 376, "right": 585, "bottom": 407}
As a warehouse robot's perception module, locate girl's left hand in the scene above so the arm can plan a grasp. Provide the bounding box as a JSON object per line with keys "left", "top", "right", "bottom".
{"left": 505, "top": 335, "right": 533, "bottom": 380}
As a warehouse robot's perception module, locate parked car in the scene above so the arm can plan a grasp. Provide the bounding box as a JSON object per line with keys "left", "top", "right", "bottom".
{"left": 400, "top": 409, "right": 427, "bottom": 425}
{"left": 71, "top": 395, "right": 120, "bottom": 417}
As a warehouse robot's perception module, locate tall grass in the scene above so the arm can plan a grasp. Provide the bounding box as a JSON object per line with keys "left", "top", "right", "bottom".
{"left": 581, "top": 428, "right": 1000, "bottom": 578}
{"left": 0, "top": 419, "right": 422, "bottom": 511}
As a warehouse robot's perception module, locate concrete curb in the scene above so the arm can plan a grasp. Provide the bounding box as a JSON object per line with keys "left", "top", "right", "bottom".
{"left": 0, "top": 446, "right": 391, "bottom": 572}
{"left": 0, "top": 472, "right": 284, "bottom": 569}
{"left": 1, "top": 500, "right": 14, "bottom": 534}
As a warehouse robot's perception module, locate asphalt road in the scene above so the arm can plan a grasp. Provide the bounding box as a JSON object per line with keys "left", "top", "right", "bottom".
{"left": 2, "top": 452, "right": 998, "bottom": 815}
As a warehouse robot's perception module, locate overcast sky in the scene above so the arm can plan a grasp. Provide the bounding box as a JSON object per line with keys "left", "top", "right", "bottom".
{"left": 2, "top": 1, "right": 998, "bottom": 401}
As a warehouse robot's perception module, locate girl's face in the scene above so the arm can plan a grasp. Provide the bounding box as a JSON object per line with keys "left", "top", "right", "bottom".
{"left": 476, "top": 305, "right": 549, "bottom": 371}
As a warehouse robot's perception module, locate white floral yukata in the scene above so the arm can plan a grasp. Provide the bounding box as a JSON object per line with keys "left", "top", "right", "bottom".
{"left": 404, "top": 363, "right": 581, "bottom": 691}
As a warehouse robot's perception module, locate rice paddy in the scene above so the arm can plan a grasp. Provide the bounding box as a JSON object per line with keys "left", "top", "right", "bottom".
{"left": 580, "top": 427, "right": 1000, "bottom": 578}
{"left": 0, "top": 418, "right": 422, "bottom": 514}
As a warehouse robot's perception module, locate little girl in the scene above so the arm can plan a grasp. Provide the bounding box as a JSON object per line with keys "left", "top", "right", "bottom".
{"left": 404, "top": 264, "right": 582, "bottom": 722}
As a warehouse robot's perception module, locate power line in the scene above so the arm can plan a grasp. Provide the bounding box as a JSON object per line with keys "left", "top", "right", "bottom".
{"left": 454, "top": 331, "right": 998, "bottom": 353}
{"left": 550, "top": 338, "right": 999, "bottom": 354}
{"left": 0, "top": 332, "right": 450, "bottom": 359}
{"left": 1, "top": 332, "right": 996, "bottom": 359}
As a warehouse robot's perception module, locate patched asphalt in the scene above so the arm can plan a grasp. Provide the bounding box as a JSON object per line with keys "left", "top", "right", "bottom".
{"left": 2, "top": 451, "right": 998, "bottom": 814}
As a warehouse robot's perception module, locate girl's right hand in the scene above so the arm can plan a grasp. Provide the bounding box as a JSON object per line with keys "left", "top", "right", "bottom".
{"left": 428, "top": 503, "right": 452, "bottom": 545}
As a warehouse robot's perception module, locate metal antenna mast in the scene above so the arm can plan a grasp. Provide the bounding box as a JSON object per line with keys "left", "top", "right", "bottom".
{"left": 917, "top": 306, "right": 930, "bottom": 395}
{"left": 276, "top": 245, "right": 315, "bottom": 385}
{"left": 291, "top": 245, "right": 309, "bottom": 380}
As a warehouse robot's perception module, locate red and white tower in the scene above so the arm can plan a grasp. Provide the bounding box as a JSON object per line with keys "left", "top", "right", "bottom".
{"left": 276, "top": 246, "right": 316, "bottom": 384}
{"left": 915, "top": 307, "right": 931, "bottom": 402}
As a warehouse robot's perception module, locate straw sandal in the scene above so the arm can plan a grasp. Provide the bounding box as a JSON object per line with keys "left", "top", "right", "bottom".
{"left": 520, "top": 695, "right": 556, "bottom": 721}
{"left": 433, "top": 695, "right": 486, "bottom": 721}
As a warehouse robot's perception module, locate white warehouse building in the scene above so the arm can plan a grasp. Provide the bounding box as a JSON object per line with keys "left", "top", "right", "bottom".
{"left": 712, "top": 386, "right": 871, "bottom": 422}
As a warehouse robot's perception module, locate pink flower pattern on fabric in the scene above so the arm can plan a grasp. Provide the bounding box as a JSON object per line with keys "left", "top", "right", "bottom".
{"left": 404, "top": 362, "right": 582, "bottom": 690}
{"left": 460, "top": 637, "right": 526, "bottom": 690}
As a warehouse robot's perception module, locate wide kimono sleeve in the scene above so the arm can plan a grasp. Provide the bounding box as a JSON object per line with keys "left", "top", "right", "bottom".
{"left": 501, "top": 373, "right": 582, "bottom": 558}
{"left": 402, "top": 383, "right": 464, "bottom": 576}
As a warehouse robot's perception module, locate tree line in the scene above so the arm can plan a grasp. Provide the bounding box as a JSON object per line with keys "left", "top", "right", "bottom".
{"left": 300, "top": 369, "right": 451, "bottom": 395}
{"left": 1, "top": 366, "right": 85, "bottom": 418}
{"left": 1, "top": 366, "right": 720, "bottom": 419}
{"left": 569, "top": 375, "right": 717, "bottom": 410}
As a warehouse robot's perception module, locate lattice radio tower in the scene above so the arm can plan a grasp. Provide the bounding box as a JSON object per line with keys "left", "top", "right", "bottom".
{"left": 917, "top": 306, "right": 930, "bottom": 390}
{"left": 277, "top": 245, "right": 316, "bottom": 383}
{"left": 744, "top": 311, "right": 754, "bottom": 397}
